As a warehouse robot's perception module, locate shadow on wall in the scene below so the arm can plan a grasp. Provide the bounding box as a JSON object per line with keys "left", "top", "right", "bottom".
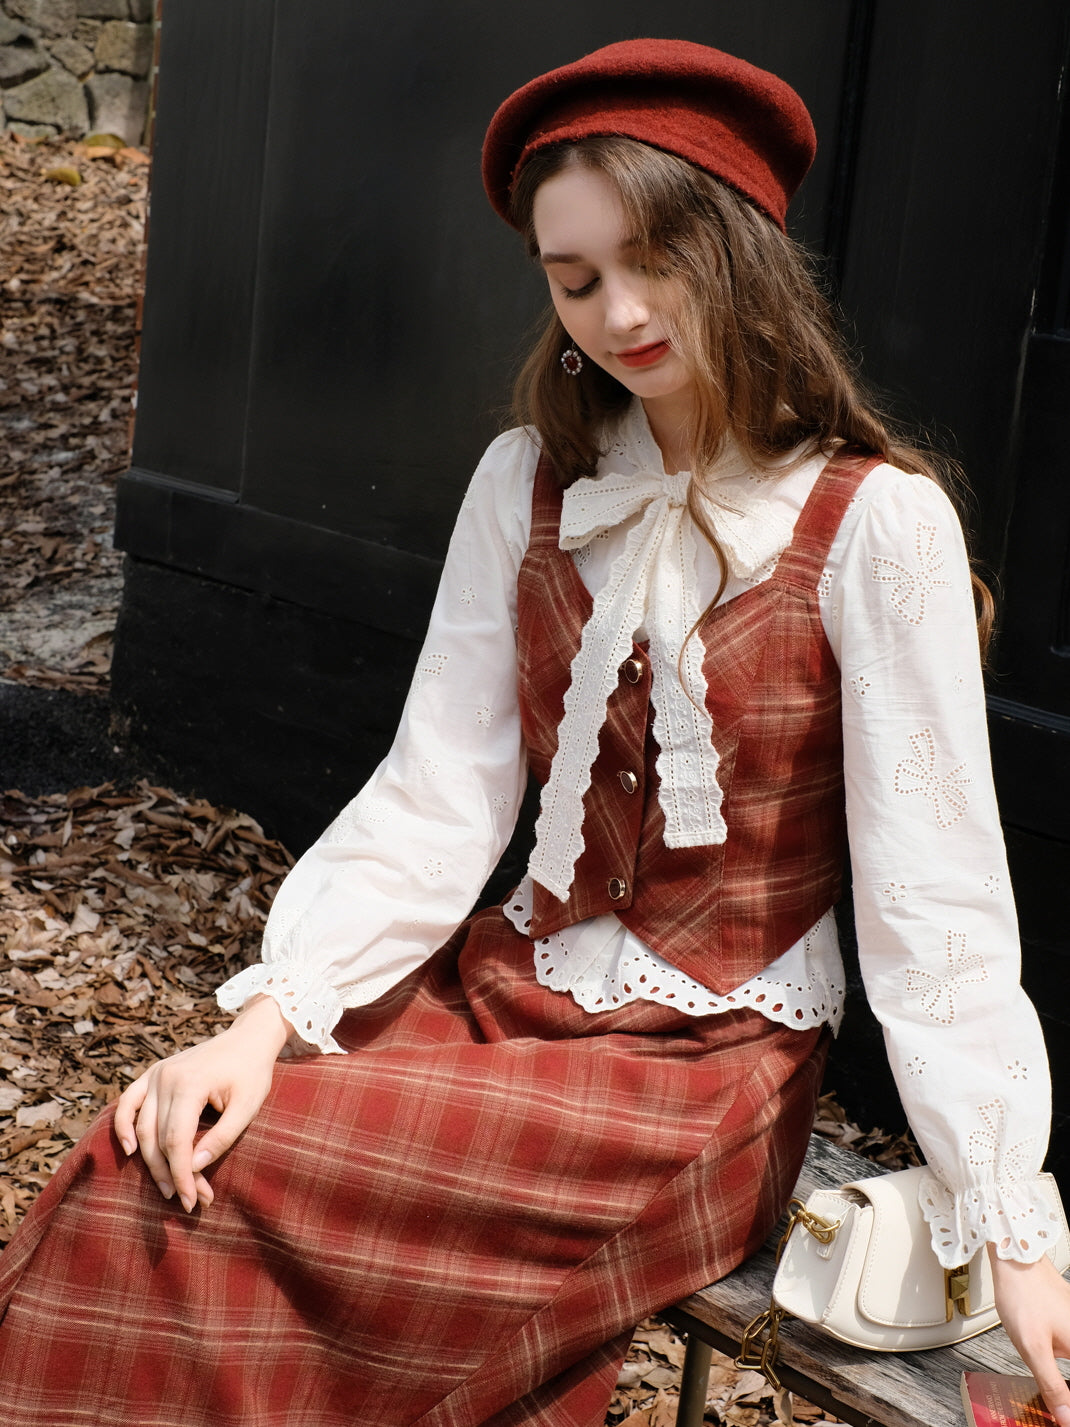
{"left": 0, "top": 0, "right": 154, "bottom": 145}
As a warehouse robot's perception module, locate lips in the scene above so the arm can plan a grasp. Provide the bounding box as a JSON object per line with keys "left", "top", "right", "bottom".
{"left": 615, "top": 340, "right": 670, "bottom": 369}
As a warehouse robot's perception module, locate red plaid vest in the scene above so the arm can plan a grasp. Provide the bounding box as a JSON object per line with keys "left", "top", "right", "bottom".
{"left": 516, "top": 450, "right": 876, "bottom": 994}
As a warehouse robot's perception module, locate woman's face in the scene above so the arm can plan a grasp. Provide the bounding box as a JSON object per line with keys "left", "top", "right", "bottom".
{"left": 532, "top": 164, "right": 696, "bottom": 422}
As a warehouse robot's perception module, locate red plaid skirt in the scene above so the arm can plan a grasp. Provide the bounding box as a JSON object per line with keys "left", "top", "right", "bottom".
{"left": 0, "top": 908, "right": 826, "bottom": 1426}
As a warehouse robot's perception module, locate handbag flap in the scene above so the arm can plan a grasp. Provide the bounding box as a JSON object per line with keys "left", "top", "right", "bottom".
{"left": 847, "top": 1167, "right": 991, "bottom": 1328}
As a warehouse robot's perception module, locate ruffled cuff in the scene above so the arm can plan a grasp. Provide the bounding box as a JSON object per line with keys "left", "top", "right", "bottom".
{"left": 216, "top": 959, "right": 346, "bottom": 1056}
{"left": 918, "top": 1169, "right": 1064, "bottom": 1268}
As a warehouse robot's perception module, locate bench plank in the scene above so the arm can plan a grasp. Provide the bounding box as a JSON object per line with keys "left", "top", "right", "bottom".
{"left": 667, "top": 1136, "right": 1029, "bottom": 1427}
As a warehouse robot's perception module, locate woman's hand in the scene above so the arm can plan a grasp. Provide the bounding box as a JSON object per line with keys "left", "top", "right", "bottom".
{"left": 113, "top": 994, "right": 292, "bottom": 1213}
{"left": 989, "top": 1246, "right": 1070, "bottom": 1426}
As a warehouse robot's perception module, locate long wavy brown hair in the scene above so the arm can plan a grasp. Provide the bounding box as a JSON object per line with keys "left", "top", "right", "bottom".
{"left": 508, "top": 136, "right": 994, "bottom": 652}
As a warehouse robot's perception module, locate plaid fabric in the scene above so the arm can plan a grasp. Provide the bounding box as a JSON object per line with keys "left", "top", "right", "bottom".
{"left": 0, "top": 909, "right": 826, "bottom": 1426}
{"left": 520, "top": 453, "right": 878, "bottom": 991}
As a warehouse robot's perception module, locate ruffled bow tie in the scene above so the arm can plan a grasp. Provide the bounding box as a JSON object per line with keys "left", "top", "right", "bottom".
{"left": 528, "top": 459, "right": 793, "bottom": 904}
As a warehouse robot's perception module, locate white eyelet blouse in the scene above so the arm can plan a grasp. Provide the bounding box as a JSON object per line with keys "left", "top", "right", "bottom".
{"left": 218, "top": 401, "right": 1054, "bottom": 1270}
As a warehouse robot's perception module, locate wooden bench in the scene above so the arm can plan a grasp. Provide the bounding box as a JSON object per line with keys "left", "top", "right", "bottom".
{"left": 665, "top": 1134, "right": 1033, "bottom": 1427}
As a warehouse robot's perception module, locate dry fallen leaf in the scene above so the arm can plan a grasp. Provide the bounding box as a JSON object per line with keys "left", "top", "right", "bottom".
{"left": 42, "top": 166, "right": 81, "bottom": 187}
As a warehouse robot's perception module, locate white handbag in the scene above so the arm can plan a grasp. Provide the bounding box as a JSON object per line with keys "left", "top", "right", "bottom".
{"left": 738, "top": 1166, "right": 1070, "bottom": 1386}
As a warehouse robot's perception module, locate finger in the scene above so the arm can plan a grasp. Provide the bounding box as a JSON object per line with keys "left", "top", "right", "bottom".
{"left": 1019, "top": 1346, "right": 1070, "bottom": 1427}
{"left": 157, "top": 1089, "right": 210, "bottom": 1213}
{"left": 113, "top": 1074, "right": 149, "bottom": 1155}
{"left": 194, "top": 1172, "right": 214, "bottom": 1211}
{"left": 133, "top": 1084, "right": 176, "bottom": 1201}
{"left": 189, "top": 1089, "right": 265, "bottom": 1174}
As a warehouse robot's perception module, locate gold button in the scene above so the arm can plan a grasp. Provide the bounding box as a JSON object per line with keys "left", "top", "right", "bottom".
{"left": 618, "top": 770, "right": 638, "bottom": 794}
{"left": 620, "top": 657, "right": 643, "bottom": 684}
{"left": 608, "top": 877, "right": 627, "bottom": 900}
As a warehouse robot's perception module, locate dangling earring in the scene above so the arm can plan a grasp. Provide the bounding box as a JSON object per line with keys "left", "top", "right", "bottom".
{"left": 560, "top": 346, "right": 584, "bottom": 377}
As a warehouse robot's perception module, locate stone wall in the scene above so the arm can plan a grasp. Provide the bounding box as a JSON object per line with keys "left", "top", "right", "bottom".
{"left": 0, "top": 0, "right": 154, "bottom": 146}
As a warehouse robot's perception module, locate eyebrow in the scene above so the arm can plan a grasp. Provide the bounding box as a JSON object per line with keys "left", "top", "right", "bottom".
{"left": 539, "top": 236, "right": 643, "bottom": 268}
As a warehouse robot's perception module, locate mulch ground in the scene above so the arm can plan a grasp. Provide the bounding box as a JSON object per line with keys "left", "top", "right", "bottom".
{"left": 0, "top": 130, "right": 921, "bottom": 1426}
{"left": 0, "top": 780, "right": 292, "bottom": 1241}
{"left": 0, "top": 130, "right": 147, "bottom": 692}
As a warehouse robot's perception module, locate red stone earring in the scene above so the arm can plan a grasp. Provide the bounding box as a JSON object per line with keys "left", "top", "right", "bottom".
{"left": 560, "top": 347, "right": 584, "bottom": 376}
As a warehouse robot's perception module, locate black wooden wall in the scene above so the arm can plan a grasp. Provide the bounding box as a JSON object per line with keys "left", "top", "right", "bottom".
{"left": 112, "top": 1, "right": 1070, "bottom": 1155}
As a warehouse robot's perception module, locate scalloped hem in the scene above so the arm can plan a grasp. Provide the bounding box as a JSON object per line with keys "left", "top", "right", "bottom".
{"left": 918, "top": 1169, "right": 1063, "bottom": 1267}
{"left": 216, "top": 960, "right": 346, "bottom": 1056}
{"left": 506, "top": 880, "right": 844, "bottom": 1031}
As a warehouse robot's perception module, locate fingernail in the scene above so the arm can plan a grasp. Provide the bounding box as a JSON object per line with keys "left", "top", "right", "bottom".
{"left": 158, "top": 1180, "right": 174, "bottom": 1200}
{"left": 179, "top": 1194, "right": 195, "bottom": 1214}
{"left": 119, "top": 1138, "right": 135, "bottom": 1156}
{"left": 1053, "top": 1407, "right": 1070, "bottom": 1427}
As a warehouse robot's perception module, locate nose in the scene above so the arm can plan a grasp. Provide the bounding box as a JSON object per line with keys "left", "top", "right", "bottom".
{"left": 602, "top": 271, "right": 650, "bottom": 336}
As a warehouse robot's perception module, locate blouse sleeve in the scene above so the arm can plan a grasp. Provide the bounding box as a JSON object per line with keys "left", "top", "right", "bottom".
{"left": 826, "top": 465, "right": 1055, "bottom": 1268}
{"left": 216, "top": 429, "right": 537, "bottom": 1053}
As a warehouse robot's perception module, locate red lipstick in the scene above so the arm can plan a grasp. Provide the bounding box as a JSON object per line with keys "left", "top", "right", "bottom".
{"left": 616, "top": 340, "right": 670, "bottom": 369}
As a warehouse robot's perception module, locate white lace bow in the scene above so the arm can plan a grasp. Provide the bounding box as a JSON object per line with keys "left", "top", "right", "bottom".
{"left": 528, "top": 412, "right": 796, "bottom": 903}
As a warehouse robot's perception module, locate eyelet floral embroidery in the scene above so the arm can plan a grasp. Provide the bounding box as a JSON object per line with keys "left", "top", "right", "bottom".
{"left": 419, "top": 759, "right": 438, "bottom": 781}
{"left": 968, "top": 1099, "right": 1036, "bottom": 1181}
{"left": 906, "top": 1056, "right": 926, "bottom": 1077}
{"left": 1007, "top": 1060, "right": 1028, "bottom": 1080}
{"left": 984, "top": 874, "right": 1001, "bottom": 894}
{"left": 459, "top": 586, "right": 476, "bottom": 606}
{"left": 475, "top": 706, "right": 494, "bottom": 727}
{"left": 745, "top": 556, "right": 779, "bottom": 587}
{"left": 423, "top": 859, "right": 444, "bottom": 879}
{"left": 817, "top": 570, "right": 833, "bottom": 598}
{"left": 413, "top": 652, "right": 448, "bottom": 690}
{"left": 894, "top": 728, "right": 971, "bottom": 828}
{"left": 361, "top": 797, "right": 390, "bottom": 825}
{"left": 906, "top": 930, "right": 987, "bottom": 1024}
{"left": 882, "top": 882, "right": 908, "bottom": 902}
{"left": 849, "top": 675, "right": 872, "bottom": 699}
{"left": 870, "top": 522, "right": 952, "bottom": 624}
{"left": 323, "top": 795, "right": 389, "bottom": 842}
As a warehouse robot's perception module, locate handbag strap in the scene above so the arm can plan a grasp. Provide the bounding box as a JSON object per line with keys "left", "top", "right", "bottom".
{"left": 735, "top": 1199, "right": 840, "bottom": 1408}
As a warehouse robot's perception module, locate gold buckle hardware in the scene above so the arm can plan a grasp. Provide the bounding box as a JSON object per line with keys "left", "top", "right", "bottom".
{"left": 736, "top": 1200, "right": 841, "bottom": 1391}
{"left": 944, "top": 1264, "right": 971, "bottom": 1320}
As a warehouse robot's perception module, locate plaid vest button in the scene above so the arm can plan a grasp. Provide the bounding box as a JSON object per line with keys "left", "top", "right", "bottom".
{"left": 608, "top": 877, "right": 628, "bottom": 899}
{"left": 618, "top": 770, "right": 639, "bottom": 794}
{"left": 619, "top": 657, "right": 644, "bottom": 684}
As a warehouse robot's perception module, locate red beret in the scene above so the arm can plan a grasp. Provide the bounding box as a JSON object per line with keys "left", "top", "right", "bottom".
{"left": 482, "top": 38, "right": 816, "bottom": 233}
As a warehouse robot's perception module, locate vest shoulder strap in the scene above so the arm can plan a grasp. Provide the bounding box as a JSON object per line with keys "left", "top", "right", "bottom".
{"left": 774, "top": 452, "right": 882, "bottom": 588}
{"left": 528, "top": 450, "right": 564, "bottom": 549}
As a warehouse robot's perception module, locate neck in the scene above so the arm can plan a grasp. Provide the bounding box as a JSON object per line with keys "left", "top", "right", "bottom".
{"left": 641, "top": 391, "right": 696, "bottom": 475}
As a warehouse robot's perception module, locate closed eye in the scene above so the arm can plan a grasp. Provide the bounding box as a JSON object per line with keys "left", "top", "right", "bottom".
{"left": 560, "top": 276, "right": 599, "bottom": 299}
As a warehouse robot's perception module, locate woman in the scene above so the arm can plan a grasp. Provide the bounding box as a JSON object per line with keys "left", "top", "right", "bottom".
{"left": 2, "top": 37, "right": 1068, "bottom": 1427}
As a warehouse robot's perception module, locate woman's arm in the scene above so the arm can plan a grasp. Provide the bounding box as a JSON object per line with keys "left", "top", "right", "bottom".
{"left": 828, "top": 465, "right": 1067, "bottom": 1383}
{"left": 116, "top": 429, "right": 539, "bottom": 1200}
{"left": 213, "top": 428, "right": 537, "bottom": 1052}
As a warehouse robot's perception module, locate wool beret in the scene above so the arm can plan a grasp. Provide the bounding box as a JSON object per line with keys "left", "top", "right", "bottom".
{"left": 482, "top": 38, "right": 816, "bottom": 233}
